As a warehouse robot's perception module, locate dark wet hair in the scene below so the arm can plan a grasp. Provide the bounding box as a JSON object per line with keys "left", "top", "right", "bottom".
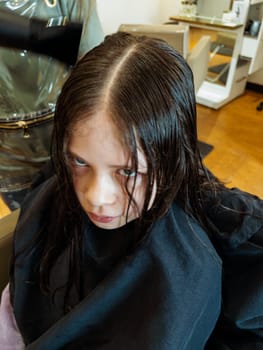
{"left": 54, "top": 31, "right": 205, "bottom": 219}
{"left": 40, "top": 32, "right": 220, "bottom": 306}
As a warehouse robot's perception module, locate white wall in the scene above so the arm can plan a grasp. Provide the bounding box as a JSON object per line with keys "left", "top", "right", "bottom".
{"left": 159, "top": 0, "right": 181, "bottom": 24}
{"left": 97, "top": 0, "right": 160, "bottom": 35}
{"left": 97, "top": 0, "right": 181, "bottom": 35}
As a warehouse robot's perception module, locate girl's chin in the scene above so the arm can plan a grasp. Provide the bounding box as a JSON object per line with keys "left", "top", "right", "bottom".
{"left": 87, "top": 212, "right": 138, "bottom": 230}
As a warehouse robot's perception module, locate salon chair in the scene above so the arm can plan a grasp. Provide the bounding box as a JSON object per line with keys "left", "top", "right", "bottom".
{"left": 207, "top": 32, "right": 235, "bottom": 84}
{"left": 187, "top": 35, "right": 211, "bottom": 92}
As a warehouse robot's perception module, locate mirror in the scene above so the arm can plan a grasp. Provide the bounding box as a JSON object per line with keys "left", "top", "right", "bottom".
{"left": 196, "top": 0, "right": 233, "bottom": 19}
{"left": 189, "top": 27, "right": 237, "bottom": 86}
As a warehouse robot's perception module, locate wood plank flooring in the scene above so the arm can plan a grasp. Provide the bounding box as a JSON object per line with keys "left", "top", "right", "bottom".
{"left": 197, "top": 88, "right": 263, "bottom": 198}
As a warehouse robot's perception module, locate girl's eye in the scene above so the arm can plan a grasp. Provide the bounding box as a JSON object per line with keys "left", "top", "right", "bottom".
{"left": 73, "top": 157, "right": 87, "bottom": 167}
{"left": 119, "top": 168, "right": 137, "bottom": 177}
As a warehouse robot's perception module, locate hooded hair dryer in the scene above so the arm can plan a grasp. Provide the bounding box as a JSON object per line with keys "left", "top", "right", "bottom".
{"left": 0, "top": 8, "right": 83, "bottom": 66}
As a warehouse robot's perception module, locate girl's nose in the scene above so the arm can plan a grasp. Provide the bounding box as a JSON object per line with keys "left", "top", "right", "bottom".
{"left": 84, "top": 174, "right": 117, "bottom": 207}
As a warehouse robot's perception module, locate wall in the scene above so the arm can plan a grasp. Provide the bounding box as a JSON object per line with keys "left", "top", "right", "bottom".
{"left": 158, "top": 0, "right": 181, "bottom": 24}
{"left": 97, "top": 0, "right": 159, "bottom": 35}
{"left": 96, "top": 0, "right": 181, "bottom": 35}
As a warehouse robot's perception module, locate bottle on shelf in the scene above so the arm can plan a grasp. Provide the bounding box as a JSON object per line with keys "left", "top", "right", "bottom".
{"left": 180, "top": 0, "right": 197, "bottom": 17}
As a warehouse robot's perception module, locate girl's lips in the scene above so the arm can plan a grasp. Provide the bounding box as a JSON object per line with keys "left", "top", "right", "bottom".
{"left": 88, "top": 212, "right": 116, "bottom": 223}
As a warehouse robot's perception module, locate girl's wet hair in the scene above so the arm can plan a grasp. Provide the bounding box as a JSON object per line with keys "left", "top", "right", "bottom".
{"left": 54, "top": 31, "right": 201, "bottom": 222}
{"left": 41, "top": 32, "right": 219, "bottom": 306}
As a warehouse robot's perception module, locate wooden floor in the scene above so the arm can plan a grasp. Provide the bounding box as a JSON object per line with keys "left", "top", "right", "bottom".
{"left": 197, "top": 88, "right": 263, "bottom": 198}
{"left": 191, "top": 27, "right": 263, "bottom": 198}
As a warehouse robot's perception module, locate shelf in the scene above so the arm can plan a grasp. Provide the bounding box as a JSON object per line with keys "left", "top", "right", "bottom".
{"left": 169, "top": 15, "right": 244, "bottom": 29}
{"left": 250, "top": 0, "right": 263, "bottom": 4}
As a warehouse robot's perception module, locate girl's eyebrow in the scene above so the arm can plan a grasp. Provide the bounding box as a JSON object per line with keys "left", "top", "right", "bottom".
{"left": 67, "top": 149, "right": 147, "bottom": 171}
{"left": 67, "top": 149, "right": 131, "bottom": 169}
{"left": 66, "top": 150, "right": 86, "bottom": 162}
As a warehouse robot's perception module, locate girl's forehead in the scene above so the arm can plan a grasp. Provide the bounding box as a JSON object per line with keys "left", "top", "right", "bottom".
{"left": 72, "top": 110, "right": 133, "bottom": 147}
{"left": 69, "top": 110, "right": 147, "bottom": 169}
{"left": 74, "top": 109, "right": 123, "bottom": 132}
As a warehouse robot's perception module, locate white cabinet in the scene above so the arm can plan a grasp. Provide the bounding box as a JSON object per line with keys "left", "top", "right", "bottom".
{"left": 240, "top": 1, "right": 263, "bottom": 74}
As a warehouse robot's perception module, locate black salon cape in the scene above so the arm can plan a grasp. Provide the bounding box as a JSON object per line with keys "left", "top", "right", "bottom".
{"left": 204, "top": 188, "right": 263, "bottom": 350}
{"left": 10, "top": 176, "right": 221, "bottom": 349}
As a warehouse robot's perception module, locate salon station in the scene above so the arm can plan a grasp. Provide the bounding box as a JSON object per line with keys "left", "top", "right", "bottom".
{"left": 169, "top": 0, "right": 263, "bottom": 109}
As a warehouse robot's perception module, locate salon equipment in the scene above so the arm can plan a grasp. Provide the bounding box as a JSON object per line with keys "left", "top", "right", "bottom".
{"left": 0, "top": 8, "right": 82, "bottom": 66}
{"left": 0, "top": 6, "right": 83, "bottom": 196}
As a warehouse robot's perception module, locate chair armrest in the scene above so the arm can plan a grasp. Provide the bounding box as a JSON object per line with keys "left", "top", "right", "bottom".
{"left": 0, "top": 209, "right": 20, "bottom": 293}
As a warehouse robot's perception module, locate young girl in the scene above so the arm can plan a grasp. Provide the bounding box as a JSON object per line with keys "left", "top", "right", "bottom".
{"left": 1, "top": 32, "right": 263, "bottom": 349}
